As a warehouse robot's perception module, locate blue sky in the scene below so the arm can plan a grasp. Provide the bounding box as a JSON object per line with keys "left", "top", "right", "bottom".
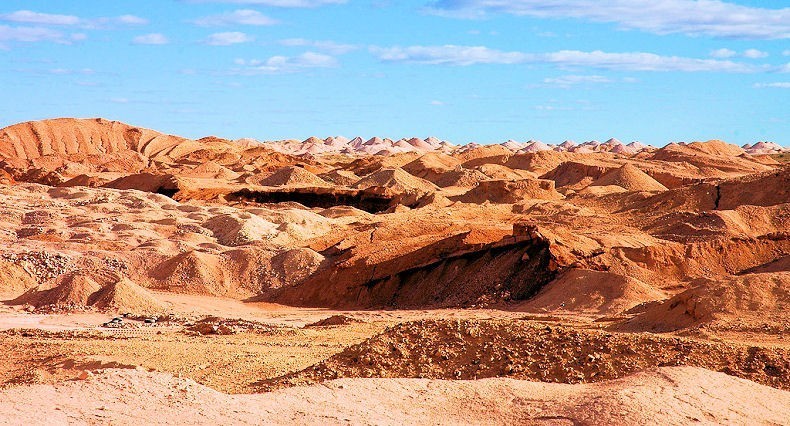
{"left": 0, "top": 0, "right": 788, "bottom": 146}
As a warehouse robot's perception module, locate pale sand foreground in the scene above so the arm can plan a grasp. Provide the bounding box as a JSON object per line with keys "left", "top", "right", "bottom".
{"left": 0, "top": 367, "right": 787, "bottom": 425}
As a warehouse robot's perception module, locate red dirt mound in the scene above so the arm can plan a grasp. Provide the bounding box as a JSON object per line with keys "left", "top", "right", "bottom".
{"left": 434, "top": 167, "right": 490, "bottom": 188}
{"left": 519, "top": 269, "right": 665, "bottom": 315}
{"left": 318, "top": 169, "right": 360, "bottom": 186}
{"left": 353, "top": 168, "right": 438, "bottom": 193}
{"left": 60, "top": 174, "right": 110, "bottom": 188}
{"left": 87, "top": 278, "right": 165, "bottom": 314}
{"left": 458, "top": 178, "right": 562, "bottom": 204}
{"left": 149, "top": 251, "right": 232, "bottom": 296}
{"left": 182, "top": 161, "right": 240, "bottom": 180}
{"left": 717, "top": 166, "right": 790, "bottom": 209}
{"left": 266, "top": 319, "right": 789, "bottom": 391}
{"left": 401, "top": 152, "right": 460, "bottom": 182}
{"left": 0, "top": 260, "right": 36, "bottom": 296}
{"left": 688, "top": 140, "right": 746, "bottom": 157}
{"left": 589, "top": 164, "right": 667, "bottom": 192}
{"left": 103, "top": 173, "right": 181, "bottom": 194}
{"left": 540, "top": 160, "right": 620, "bottom": 189}
{"left": 257, "top": 166, "right": 330, "bottom": 187}
{"left": 26, "top": 274, "right": 103, "bottom": 307}
{"left": 305, "top": 315, "right": 364, "bottom": 327}
{"left": 618, "top": 272, "right": 790, "bottom": 332}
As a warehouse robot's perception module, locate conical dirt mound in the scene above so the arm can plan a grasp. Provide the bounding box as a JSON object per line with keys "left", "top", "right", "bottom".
{"left": 14, "top": 274, "right": 102, "bottom": 307}
{"left": 258, "top": 166, "right": 329, "bottom": 187}
{"left": 88, "top": 278, "right": 164, "bottom": 314}
{"left": 184, "top": 161, "right": 240, "bottom": 180}
{"left": 590, "top": 164, "right": 667, "bottom": 191}
{"left": 353, "top": 168, "right": 438, "bottom": 193}
{"left": 150, "top": 251, "right": 231, "bottom": 296}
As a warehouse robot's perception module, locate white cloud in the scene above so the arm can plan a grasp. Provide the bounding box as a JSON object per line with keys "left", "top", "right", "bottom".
{"left": 0, "top": 10, "right": 148, "bottom": 29}
{"left": 204, "top": 31, "right": 253, "bottom": 45}
{"left": 754, "top": 82, "right": 790, "bottom": 89}
{"left": 48, "top": 68, "right": 94, "bottom": 75}
{"left": 426, "top": 0, "right": 790, "bottom": 39}
{"left": 373, "top": 45, "right": 762, "bottom": 73}
{"left": 710, "top": 48, "right": 736, "bottom": 58}
{"left": 0, "top": 25, "right": 81, "bottom": 48}
{"left": 784, "top": 50, "right": 790, "bottom": 56}
{"left": 541, "top": 50, "right": 757, "bottom": 72}
{"left": 0, "top": 10, "right": 80, "bottom": 25}
{"left": 430, "top": 100, "right": 445, "bottom": 105}
{"left": 279, "top": 38, "right": 357, "bottom": 54}
{"left": 543, "top": 75, "right": 612, "bottom": 87}
{"left": 193, "top": 9, "right": 277, "bottom": 26}
{"left": 372, "top": 45, "right": 528, "bottom": 65}
{"left": 535, "top": 105, "right": 574, "bottom": 111}
{"left": 117, "top": 15, "right": 148, "bottom": 25}
{"left": 185, "top": 0, "right": 346, "bottom": 7}
{"left": 711, "top": 48, "right": 769, "bottom": 59}
{"left": 232, "top": 51, "right": 338, "bottom": 74}
{"left": 742, "top": 48, "right": 768, "bottom": 59}
{"left": 133, "top": 33, "right": 169, "bottom": 45}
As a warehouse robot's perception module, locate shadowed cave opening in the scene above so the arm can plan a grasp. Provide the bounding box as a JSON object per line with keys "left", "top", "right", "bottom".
{"left": 227, "top": 188, "right": 396, "bottom": 213}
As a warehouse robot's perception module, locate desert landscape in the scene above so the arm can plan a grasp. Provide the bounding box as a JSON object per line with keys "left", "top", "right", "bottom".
{"left": 0, "top": 117, "right": 787, "bottom": 424}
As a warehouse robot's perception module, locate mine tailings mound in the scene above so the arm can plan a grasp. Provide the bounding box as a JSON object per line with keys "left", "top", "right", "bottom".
{"left": 261, "top": 319, "right": 790, "bottom": 392}
{"left": 273, "top": 225, "right": 560, "bottom": 309}
{"left": 617, "top": 272, "right": 789, "bottom": 332}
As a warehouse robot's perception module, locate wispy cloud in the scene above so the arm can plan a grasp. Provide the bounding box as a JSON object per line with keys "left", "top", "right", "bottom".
{"left": 278, "top": 38, "right": 357, "bottom": 54}
{"left": 372, "top": 45, "right": 527, "bottom": 65}
{"left": 710, "top": 48, "right": 736, "bottom": 58}
{"left": 711, "top": 48, "right": 768, "bottom": 59}
{"left": 116, "top": 15, "right": 148, "bottom": 25}
{"left": 543, "top": 75, "right": 611, "bottom": 87}
{"left": 372, "top": 45, "right": 763, "bottom": 73}
{"left": 0, "top": 10, "right": 80, "bottom": 25}
{"left": 0, "top": 25, "right": 84, "bottom": 48}
{"left": 742, "top": 49, "right": 768, "bottom": 59}
{"left": 204, "top": 31, "right": 253, "bottom": 45}
{"left": 132, "top": 33, "right": 169, "bottom": 45}
{"left": 754, "top": 82, "right": 790, "bottom": 89}
{"left": 48, "top": 68, "right": 95, "bottom": 75}
{"left": 231, "top": 51, "right": 337, "bottom": 74}
{"left": 0, "top": 10, "right": 148, "bottom": 29}
{"left": 425, "top": 0, "right": 790, "bottom": 39}
{"left": 193, "top": 9, "right": 277, "bottom": 26}
{"left": 534, "top": 104, "right": 574, "bottom": 111}
{"left": 185, "top": 0, "right": 346, "bottom": 7}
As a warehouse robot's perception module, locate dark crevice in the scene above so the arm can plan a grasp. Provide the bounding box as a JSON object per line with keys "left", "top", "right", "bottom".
{"left": 155, "top": 186, "right": 178, "bottom": 198}
{"left": 227, "top": 188, "right": 395, "bottom": 213}
{"left": 713, "top": 184, "right": 722, "bottom": 210}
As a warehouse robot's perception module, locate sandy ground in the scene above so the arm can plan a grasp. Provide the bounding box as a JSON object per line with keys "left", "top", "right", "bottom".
{"left": 0, "top": 366, "right": 787, "bottom": 425}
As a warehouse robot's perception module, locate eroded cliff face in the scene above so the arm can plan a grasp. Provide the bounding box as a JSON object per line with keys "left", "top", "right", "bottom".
{"left": 273, "top": 226, "right": 558, "bottom": 308}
